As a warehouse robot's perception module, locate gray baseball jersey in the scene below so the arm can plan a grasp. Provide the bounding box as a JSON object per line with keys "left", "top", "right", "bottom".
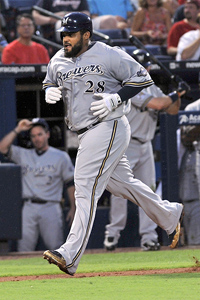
{"left": 43, "top": 41, "right": 183, "bottom": 275}
{"left": 9, "top": 145, "right": 74, "bottom": 201}
{"left": 43, "top": 41, "right": 153, "bottom": 131}
{"left": 9, "top": 145, "right": 74, "bottom": 252}
{"left": 105, "top": 84, "right": 166, "bottom": 247}
{"left": 127, "top": 84, "right": 165, "bottom": 142}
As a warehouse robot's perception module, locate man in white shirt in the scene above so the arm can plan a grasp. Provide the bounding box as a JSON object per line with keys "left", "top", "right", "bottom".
{"left": 176, "top": 29, "right": 200, "bottom": 60}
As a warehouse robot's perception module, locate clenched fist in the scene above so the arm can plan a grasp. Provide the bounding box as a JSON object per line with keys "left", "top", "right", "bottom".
{"left": 45, "top": 87, "right": 63, "bottom": 104}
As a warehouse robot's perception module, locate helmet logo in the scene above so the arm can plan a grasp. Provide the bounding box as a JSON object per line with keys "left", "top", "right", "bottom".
{"left": 62, "top": 16, "right": 69, "bottom": 26}
{"left": 138, "top": 54, "right": 144, "bottom": 63}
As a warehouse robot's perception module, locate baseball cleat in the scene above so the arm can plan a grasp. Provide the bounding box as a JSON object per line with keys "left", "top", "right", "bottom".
{"left": 43, "top": 250, "right": 73, "bottom": 276}
{"left": 142, "top": 241, "right": 160, "bottom": 251}
{"left": 169, "top": 205, "right": 184, "bottom": 249}
{"left": 104, "top": 236, "right": 118, "bottom": 251}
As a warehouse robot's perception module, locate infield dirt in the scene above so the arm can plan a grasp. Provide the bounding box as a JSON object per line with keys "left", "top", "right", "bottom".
{"left": 1, "top": 246, "right": 200, "bottom": 282}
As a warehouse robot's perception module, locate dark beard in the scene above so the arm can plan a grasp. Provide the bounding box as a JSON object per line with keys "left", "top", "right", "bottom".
{"left": 64, "top": 36, "right": 83, "bottom": 58}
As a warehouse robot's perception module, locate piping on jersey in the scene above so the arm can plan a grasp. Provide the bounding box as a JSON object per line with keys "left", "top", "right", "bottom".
{"left": 66, "top": 120, "right": 118, "bottom": 269}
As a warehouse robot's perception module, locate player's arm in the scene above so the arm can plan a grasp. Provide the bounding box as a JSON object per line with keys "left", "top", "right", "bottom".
{"left": 43, "top": 61, "right": 64, "bottom": 104}
{"left": 0, "top": 119, "right": 32, "bottom": 154}
{"left": 90, "top": 82, "right": 153, "bottom": 119}
{"left": 32, "top": 10, "right": 59, "bottom": 25}
{"left": 180, "top": 33, "right": 200, "bottom": 60}
{"left": 147, "top": 94, "right": 181, "bottom": 115}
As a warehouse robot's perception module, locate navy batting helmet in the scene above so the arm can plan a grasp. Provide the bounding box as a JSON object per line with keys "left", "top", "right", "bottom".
{"left": 132, "top": 49, "right": 151, "bottom": 68}
{"left": 57, "top": 12, "right": 93, "bottom": 38}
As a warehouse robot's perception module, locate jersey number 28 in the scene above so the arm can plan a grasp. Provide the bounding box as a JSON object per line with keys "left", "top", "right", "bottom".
{"left": 85, "top": 80, "right": 105, "bottom": 93}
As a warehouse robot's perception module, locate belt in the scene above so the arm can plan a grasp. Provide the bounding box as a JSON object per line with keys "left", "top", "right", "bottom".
{"left": 23, "top": 198, "right": 48, "bottom": 204}
{"left": 131, "top": 137, "right": 146, "bottom": 144}
{"left": 77, "top": 121, "right": 101, "bottom": 135}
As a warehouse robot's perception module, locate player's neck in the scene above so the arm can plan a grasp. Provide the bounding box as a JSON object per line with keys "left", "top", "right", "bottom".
{"left": 35, "top": 144, "right": 49, "bottom": 154}
{"left": 76, "top": 41, "right": 90, "bottom": 57}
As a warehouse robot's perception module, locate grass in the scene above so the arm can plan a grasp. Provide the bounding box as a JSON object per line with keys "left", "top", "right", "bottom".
{"left": 1, "top": 273, "right": 200, "bottom": 300}
{"left": 0, "top": 248, "right": 200, "bottom": 300}
{"left": 1, "top": 248, "right": 199, "bottom": 277}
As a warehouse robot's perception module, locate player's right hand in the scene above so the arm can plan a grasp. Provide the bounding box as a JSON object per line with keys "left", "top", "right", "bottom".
{"left": 45, "top": 87, "right": 63, "bottom": 104}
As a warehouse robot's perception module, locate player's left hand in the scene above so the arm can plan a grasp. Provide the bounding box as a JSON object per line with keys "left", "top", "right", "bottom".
{"left": 90, "top": 93, "right": 122, "bottom": 118}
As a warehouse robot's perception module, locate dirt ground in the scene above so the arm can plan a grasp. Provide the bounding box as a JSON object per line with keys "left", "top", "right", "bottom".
{"left": 1, "top": 246, "right": 200, "bottom": 282}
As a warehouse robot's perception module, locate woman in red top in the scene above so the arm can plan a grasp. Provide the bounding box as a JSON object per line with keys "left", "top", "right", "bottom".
{"left": 2, "top": 13, "right": 50, "bottom": 64}
{"left": 130, "top": 0, "right": 172, "bottom": 45}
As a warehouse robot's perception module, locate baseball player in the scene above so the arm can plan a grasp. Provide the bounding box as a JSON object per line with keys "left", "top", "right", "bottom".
{"left": 179, "top": 99, "right": 200, "bottom": 245}
{"left": 0, "top": 118, "right": 75, "bottom": 251}
{"left": 104, "top": 49, "right": 182, "bottom": 252}
{"left": 42, "top": 12, "right": 184, "bottom": 275}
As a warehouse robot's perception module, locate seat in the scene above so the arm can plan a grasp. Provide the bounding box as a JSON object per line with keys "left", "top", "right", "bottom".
{"left": 145, "top": 44, "right": 162, "bottom": 55}
{"left": 93, "top": 28, "right": 128, "bottom": 40}
{"left": 120, "top": 45, "right": 137, "bottom": 56}
{"left": 92, "top": 28, "right": 131, "bottom": 46}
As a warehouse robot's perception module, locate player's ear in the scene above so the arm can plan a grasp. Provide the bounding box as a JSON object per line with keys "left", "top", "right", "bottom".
{"left": 46, "top": 131, "right": 50, "bottom": 139}
{"left": 83, "top": 31, "right": 90, "bottom": 40}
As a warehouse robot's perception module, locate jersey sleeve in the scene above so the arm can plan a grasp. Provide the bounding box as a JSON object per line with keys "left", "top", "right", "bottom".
{"left": 131, "top": 84, "right": 166, "bottom": 110}
{"left": 42, "top": 59, "right": 58, "bottom": 89}
{"left": 8, "top": 145, "right": 24, "bottom": 164}
{"left": 131, "top": 90, "right": 154, "bottom": 110}
{"left": 109, "top": 47, "right": 154, "bottom": 89}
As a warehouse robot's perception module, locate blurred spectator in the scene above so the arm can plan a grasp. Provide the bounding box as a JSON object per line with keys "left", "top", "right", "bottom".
{"left": 87, "top": 0, "right": 135, "bottom": 30}
{"left": 176, "top": 29, "right": 200, "bottom": 60}
{"left": 0, "top": 1, "right": 38, "bottom": 43}
{"left": 179, "top": 99, "right": 200, "bottom": 245}
{"left": 162, "top": 0, "right": 179, "bottom": 17}
{"left": 32, "top": 0, "right": 90, "bottom": 56}
{"left": 130, "top": 0, "right": 139, "bottom": 10}
{"left": 130, "top": 0, "right": 172, "bottom": 45}
{"left": 1, "top": 13, "right": 50, "bottom": 64}
{"left": 173, "top": 4, "right": 185, "bottom": 22}
{"left": 0, "top": 13, "right": 8, "bottom": 62}
{"left": 167, "top": 0, "right": 200, "bottom": 56}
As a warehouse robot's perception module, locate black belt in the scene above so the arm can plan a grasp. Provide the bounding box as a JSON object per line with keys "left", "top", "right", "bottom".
{"left": 23, "top": 198, "right": 48, "bottom": 204}
{"left": 77, "top": 121, "right": 101, "bottom": 135}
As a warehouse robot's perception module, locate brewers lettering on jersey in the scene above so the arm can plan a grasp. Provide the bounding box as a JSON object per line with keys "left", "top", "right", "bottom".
{"left": 42, "top": 12, "right": 184, "bottom": 276}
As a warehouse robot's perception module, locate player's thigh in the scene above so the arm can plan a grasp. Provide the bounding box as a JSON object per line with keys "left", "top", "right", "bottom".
{"left": 74, "top": 117, "right": 130, "bottom": 202}
{"left": 39, "top": 203, "right": 64, "bottom": 248}
{"left": 18, "top": 202, "right": 40, "bottom": 251}
{"left": 133, "top": 142, "right": 156, "bottom": 188}
{"left": 106, "top": 153, "right": 137, "bottom": 197}
{"left": 125, "top": 139, "right": 142, "bottom": 168}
